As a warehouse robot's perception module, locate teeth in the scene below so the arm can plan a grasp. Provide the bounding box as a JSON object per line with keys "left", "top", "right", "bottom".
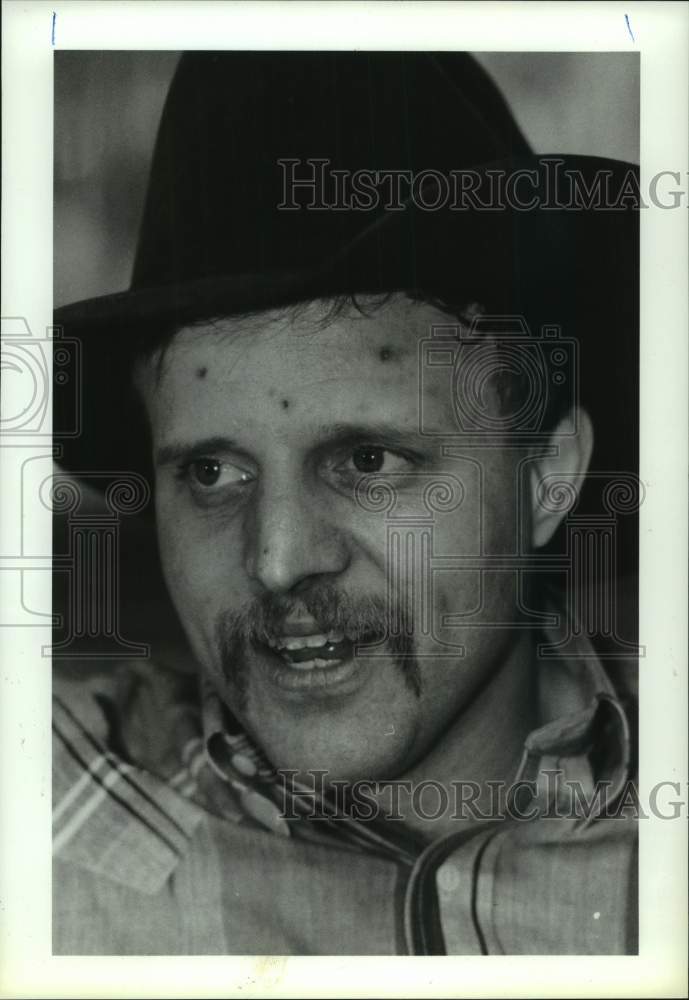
{"left": 285, "top": 634, "right": 327, "bottom": 650}
{"left": 282, "top": 656, "right": 340, "bottom": 671}
{"left": 266, "top": 630, "right": 345, "bottom": 651}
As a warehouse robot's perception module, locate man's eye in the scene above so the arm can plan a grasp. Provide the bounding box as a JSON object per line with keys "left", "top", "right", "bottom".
{"left": 352, "top": 446, "right": 386, "bottom": 473}
{"left": 340, "top": 446, "right": 412, "bottom": 476}
{"left": 187, "top": 458, "right": 253, "bottom": 490}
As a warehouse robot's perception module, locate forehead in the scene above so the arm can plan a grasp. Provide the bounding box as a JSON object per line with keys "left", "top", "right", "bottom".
{"left": 163, "top": 296, "right": 434, "bottom": 375}
{"left": 136, "top": 297, "right": 463, "bottom": 438}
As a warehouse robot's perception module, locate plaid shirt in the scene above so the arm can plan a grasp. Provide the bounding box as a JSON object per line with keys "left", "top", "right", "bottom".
{"left": 53, "top": 634, "right": 637, "bottom": 955}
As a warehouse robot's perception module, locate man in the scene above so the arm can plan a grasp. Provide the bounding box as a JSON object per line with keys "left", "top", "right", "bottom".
{"left": 52, "top": 51, "right": 639, "bottom": 954}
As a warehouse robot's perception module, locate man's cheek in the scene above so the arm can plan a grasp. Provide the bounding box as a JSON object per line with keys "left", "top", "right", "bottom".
{"left": 161, "top": 548, "right": 220, "bottom": 671}
{"left": 156, "top": 510, "right": 208, "bottom": 618}
{"left": 156, "top": 521, "right": 188, "bottom": 601}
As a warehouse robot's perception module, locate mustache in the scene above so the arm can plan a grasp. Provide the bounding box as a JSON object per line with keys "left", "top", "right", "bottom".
{"left": 214, "top": 584, "right": 421, "bottom": 705}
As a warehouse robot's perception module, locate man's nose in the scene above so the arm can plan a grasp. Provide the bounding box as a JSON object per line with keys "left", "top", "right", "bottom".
{"left": 243, "top": 478, "right": 350, "bottom": 594}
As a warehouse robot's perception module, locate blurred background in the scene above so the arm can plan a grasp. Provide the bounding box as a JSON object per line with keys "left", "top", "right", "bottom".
{"left": 54, "top": 51, "right": 639, "bottom": 307}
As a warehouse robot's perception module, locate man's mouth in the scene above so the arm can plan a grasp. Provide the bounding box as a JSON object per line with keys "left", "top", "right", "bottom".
{"left": 251, "top": 626, "right": 381, "bottom": 697}
{"left": 217, "top": 589, "right": 421, "bottom": 706}
{"left": 217, "top": 596, "right": 420, "bottom": 705}
{"left": 264, "top": 630, "right": 351, "bottom": 669}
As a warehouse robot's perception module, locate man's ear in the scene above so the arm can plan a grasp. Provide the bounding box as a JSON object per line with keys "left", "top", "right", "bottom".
{"left": 529, "top": 408, "right": 594, "bottom": 548}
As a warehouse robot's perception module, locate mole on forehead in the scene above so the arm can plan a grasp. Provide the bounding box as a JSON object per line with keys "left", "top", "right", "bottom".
{"left": 169, "top": 298, "right": 428, "bottom": 373}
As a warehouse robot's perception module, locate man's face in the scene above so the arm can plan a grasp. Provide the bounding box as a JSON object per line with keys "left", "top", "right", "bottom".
{"left": 139, "top": 297, "right": 530, "bottom": 782}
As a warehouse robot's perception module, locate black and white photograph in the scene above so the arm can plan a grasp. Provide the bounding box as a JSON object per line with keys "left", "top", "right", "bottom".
{"left": 1, "top": 1, "right": 687, "bottom": 996}
{"left": 51, "top": 47, "right": 644, "bottom": 957}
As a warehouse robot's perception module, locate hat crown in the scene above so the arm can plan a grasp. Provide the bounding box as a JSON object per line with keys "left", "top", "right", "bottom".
{"left": 132, "top": 51, "right": 531, "bottom": 291}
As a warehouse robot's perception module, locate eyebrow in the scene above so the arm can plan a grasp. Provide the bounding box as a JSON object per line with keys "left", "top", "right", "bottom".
{"left": 314, "top": 422, "right": 430, "bottom": 452}
{"left": 155, "top": 422, "right": 431, "bottom": 469}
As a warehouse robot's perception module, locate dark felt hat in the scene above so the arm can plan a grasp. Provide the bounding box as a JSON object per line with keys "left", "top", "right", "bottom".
{"left": 54, "top": 52, "right": 638, "bottom": 493}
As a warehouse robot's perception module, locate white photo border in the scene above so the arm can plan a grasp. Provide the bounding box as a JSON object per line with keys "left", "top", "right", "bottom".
{"left": 1, "top": 1, "right": 687, "bottom": 997}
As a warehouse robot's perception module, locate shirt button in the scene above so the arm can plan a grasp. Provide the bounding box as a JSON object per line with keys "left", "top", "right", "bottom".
{"left": 437, "top": 863, "right": 460, "bottom": 894}
{"left": 231, "top": 752, "right": 258, "bottom": 777}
